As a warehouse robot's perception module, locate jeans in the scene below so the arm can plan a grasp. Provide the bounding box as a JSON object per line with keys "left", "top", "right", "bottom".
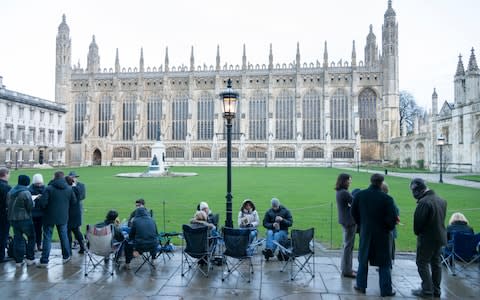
{"left": 266, "top": 229, "right": 288, "bottom": 252}
{"left": 356, "top": 261, "right": 393, "bottom": 295}
{"left": 0, "top": 219, "right": 9, "bottom": 260}
{"left": 11, "top": 219, "right": 35, "bottom": 263}
{"left": 40, "top": 224, "right": 71, "bottom": 263}
{"left": 67, "top": 226, "right": 85, "bottom": 251}
{"left": 416, "top": 244, "right": 442, "bottom": 295}
{"left": 341, "top": 224, "right": 356, "bottom": 274}
{"left": 32, "top": 216, "right": 43, "bottom": 248}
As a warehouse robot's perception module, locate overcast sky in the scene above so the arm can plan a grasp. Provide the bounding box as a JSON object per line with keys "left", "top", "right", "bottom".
{"left": 1, "top": 0, "right": 479, "bottom": 110}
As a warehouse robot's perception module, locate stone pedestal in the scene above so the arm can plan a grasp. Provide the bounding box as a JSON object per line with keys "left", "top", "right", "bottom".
{"left": 149, "top": 139, "right": 167, "bottom": 174}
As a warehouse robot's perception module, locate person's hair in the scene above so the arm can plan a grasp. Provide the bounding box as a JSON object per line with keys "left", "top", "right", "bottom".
{"left": 194, "top": 210, "right": 207, "bottom": 221}
{"left": 135, "top": 198, "right": 145, "bottom": 206}
{"left": 370, "top": 173, "right": 384, "bottom": 188}
{"left": 106, "top": 210, "right": 119, "bottom": 222}
{"left": 381, "top": 182, "right": 389, "bottom": 193}
{"left": 449, "top": 212, "right": 469, "bottom": 225}
{"left": 54, "top": 171, "right": 64, "bottom": 179}
{"left": 335, "top": 173, "right": 351, "bottom": 191}
{"left": 0, "top": 167, "right": 9, "bottom": 178}
{"left": 65, "top": 175, "right": 74, "bottom": 186}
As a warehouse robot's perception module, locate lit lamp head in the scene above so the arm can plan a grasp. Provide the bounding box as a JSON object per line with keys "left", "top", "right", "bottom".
{"left": 220, "top": 78, "right": 239, "bottom": 120}
{"left": 437, "top": 134, "right": 445, "bottom": 146}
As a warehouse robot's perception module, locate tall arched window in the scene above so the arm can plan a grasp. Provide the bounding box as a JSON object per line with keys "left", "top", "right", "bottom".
{"left": 197, "top": 92, "right": 214, "bottom": 140}
{"left": 275, "top": 90, "right": 294, "bottom": 140}
{"left": 359, "top": 88, "right": 378, "bottom": 139}
{"left": 147, "top": 94, "right": 162, "bottom": 140}
{"left": 172, "top": 93, "right": 188, "bottom": 140}
{"left": 330, "top": 89, "right": 349, "bottom": 140}
{"left": 122, "top": 94, "right": 136, "bottom": 140}
{"left": 74, "top": 93, "right": 87, "bottom": 142}
{"left": 248, "top": 90, "right": 267, "bottom": 140}
{"left": 98, "top": 94, "right": 111, "bottom": 137}
{"left": 303, "top": 90, "right": 322, "bottom": 140}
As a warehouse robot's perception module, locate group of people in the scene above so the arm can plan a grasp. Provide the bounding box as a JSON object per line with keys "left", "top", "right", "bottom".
{"left": 335, "top": 172, "right": 453, "bottom": 298}
{"left": 0, "top": 167, "right": 86, "bottom": 267}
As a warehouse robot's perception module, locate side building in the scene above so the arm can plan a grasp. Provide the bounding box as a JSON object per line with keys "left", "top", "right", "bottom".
{"left": 57, "top": 1, "right": 400, "bottom": 167}
{"left": 0, "top": 76, "right": 67, "bottom": 168}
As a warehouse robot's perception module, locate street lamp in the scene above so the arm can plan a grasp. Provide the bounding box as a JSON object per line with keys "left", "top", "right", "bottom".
{"left": 356, "top": 147, "right": 360, "bottom": 172}
{"left": 437, "top": 134, "right": 445, "bottom": 183}
{"left": 220, "top": 78, "right": 239, "bottom": 228}
{"left": 15, "top": 150, "right": 18, "bottom": 170}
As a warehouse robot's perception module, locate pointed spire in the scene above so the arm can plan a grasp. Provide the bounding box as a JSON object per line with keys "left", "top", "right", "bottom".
{"left": 351, "top": 40, "right": 357, "bottom": 67}
{"left": 190, "top": 46, "right": 195, "bottom": 71}
{"left": 467, "top": 47, "right": 479, "bottom": 72}
{"left": 432, "top": 88, "right": 438, "bottom": 98}
{"left": 455, "top": 54, "right": 465, "bottom": 76}
{"left": 384, "top": 0, "right": 396, "bottom": 17}
{"left": 269, "top": 43, "right": 273, "bottom": 70}
{"left": 242, "top": 44, "right": 247, "bottom": 70}
{"left": 139, "top": 47, "right": 144, "bottom": 72}
{"left": 296, "top": 42, "right": 300, "bottom": 71}
{"left": 58, "top": 14, "right": 70, "bottom": 34}
{"left": 115, "top": 48, "right": 120, "bottom": 73}
{"left": 216, "top": 45, "right": 220, "bottom": 71}
{"left": 164, "top": 46, "right": 169, "bottom": 72}
{"left": 87, "top": 35, "right": 100, "bottom": 73}
{"left": 323, "top": 41, "right": 328, "bottom": 68}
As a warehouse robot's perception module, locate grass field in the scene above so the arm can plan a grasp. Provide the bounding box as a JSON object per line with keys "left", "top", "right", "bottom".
{"left": 454, "top": 175, "right": 480, "bottom": 182}
{"left": 7, "top": 166, "right": 480, "bottom": 252}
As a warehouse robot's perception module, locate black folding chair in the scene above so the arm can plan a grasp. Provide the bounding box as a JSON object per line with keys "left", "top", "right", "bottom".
{"left": 130, "top": 242, "right": 159, "bottom": 274}
{"left": 441, "top": 232, "right": 480, "bottom": 276}
{"left": 274, "top": 228, "right": 315, "bottom": 280}
{"left": 181, "top": 224, "right": 215, "bottom": 277}
{"left": 222, "top": 227, "right": 254, "bottom": 283}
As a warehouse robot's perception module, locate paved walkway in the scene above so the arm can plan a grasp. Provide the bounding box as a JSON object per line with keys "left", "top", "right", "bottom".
{"left": 1, "top": 247, "right": 478, "bottom": 299}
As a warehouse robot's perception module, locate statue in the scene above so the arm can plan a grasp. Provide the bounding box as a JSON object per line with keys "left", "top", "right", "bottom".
{"left": 151, "top": 154, "right": 159, "bottom": 166}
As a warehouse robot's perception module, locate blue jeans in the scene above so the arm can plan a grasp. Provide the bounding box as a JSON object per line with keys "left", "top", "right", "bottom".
{"left": 11, "top": 219, "right": 35, "bottom": 263}
{"left": 0, "top": 219, "right": 9, "bottom": 260}
{"left": 266, "top": 229, "right": 288, "bottom": 252}
{"left": 41, "top": 224, "right": 71, "bottom": 263}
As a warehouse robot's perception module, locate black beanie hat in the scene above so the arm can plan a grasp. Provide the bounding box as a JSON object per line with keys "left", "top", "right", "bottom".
{"left": 18, "top": 175, "right": 30, "bottom": 186}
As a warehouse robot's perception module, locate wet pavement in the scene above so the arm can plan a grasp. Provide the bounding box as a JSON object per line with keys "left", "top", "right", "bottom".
{"left": 1, "top": 246, "right": 478, "bottom": 299}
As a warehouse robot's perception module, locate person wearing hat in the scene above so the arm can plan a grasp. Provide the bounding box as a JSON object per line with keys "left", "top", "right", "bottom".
{"left": 7, "top": 175, "right": 36, "bottom": 267}
{"left": 410, "top": 178, "right": 447, "bottom": 298}
{"left": 262, "top": 197, "right": 293, "bottom": 260}
{"left": 29, "top": 174, "right": 46, "bottom": 251}
{"left": 197, "top": 201, "right": 218, "bottom": 228}
{"left": 0, "top": 167, "right": 12, "bottom": 263}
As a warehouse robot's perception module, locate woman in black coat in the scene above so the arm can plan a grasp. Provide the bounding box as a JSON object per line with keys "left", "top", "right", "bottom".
{"left": 66, "top": 176, "right": 85, "bottom": 253}
{"left": 446, "top": 212, "right": 474, "bottom": 240}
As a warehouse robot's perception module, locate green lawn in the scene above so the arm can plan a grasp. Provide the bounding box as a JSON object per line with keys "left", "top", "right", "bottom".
{"left": 8, "top": 166, "right": 480, "bottom": 252}
{"left": 454, "top": 175, "right": 480, "bottom": 182}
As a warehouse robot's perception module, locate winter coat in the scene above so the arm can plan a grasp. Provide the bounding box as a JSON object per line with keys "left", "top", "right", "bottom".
{"left": 413, "top": 189, "right": 447, "bottom": 248}
{"left": 7, "top": 185, "right": 33, "bottom": 221}
{"left": 29, "top": 184, "right": 45, "bottom": 218}
{"left": 129, "top": 207, "right": 159, "bottom": 249}
{"left": 351, "top": 185, "right": 397, "bottom": 267}
{"left": 0, "top": 178, "right": 12, "bottom": 220}
{"left": 68, "top": 185, "right": 83, "bottom": 228}
{"left": 336, "top": 189, "right": 356, "bottom": 226}
{"left": 190, "top": 218, "right": 215, "bottom": 230}
{"left": 238, "top": 199, "right": 260, "bottom": 228}
{"left": 263, "top": 205, "right": 293, "bottom": 232}
{"left": 446, "top": 221, "right": 474, "bottom": 241}
{"left": 39, "top": 177, "right": 77, "bottom": 226}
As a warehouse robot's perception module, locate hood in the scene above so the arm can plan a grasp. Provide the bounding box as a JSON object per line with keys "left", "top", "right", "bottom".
{"left": 49, "top": 177, "right": 69, "bottom": 190}
{"left": 134, "top": 207, "right": 150, "bottom": 218}
{"left": 9, "top": 185, "right": 29, "bottom": 197}
{"left": 240, "top": 199, "right": 256, "bottom": 211}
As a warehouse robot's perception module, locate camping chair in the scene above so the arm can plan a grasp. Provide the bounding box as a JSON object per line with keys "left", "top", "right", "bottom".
{"left": 273, "top": 228, "right": 315, "bottom": 280}
{"left": 127, "top": 241, "right": 159, "bottom": 274}
{"left": 221, "top": 227, "right": 254, "bottom": 283}
{"left": 157, "top": 231, "right": 179, "bottom": 263}
{"left": 441, "top": 232, "right": 480, "bottom": 276}
{"left": 181, "top": 224, "right": 215, "bottom": 277}
{"left": 84, "top": 224, "right": 115, "bottom": 276}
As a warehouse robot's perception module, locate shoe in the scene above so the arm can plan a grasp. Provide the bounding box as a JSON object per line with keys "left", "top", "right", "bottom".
{"left": 36, "top": 261, "right": 48, "bottom": 268}
{"left": 26, "top": 259, "right": 36, "bottom": 266}
{"left": 72, "top": 241, "right": 79, "bottom": 249}
{"left": 342, "top": 271, "right": 357, "bottom": 278}
{"left": 354, "top": 285, "right": 366, "bottom": 294}
{"left": 411, "top": 288, "right": 433, "bottom": 298}
{"left": 16, "top": 261, "right": 25, "bottom": 267}
{"left": 62, "top": 256, "right": 71, "bottom": 264}
{"left": 381, "top": 290, "right": 396, "bottom": 297}
{"left": 78, "top": 249, "right": 85, "bottom": 254}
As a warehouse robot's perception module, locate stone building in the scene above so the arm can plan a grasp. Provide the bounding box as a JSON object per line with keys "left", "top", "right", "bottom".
{"left": 57, "top": 1, "right": 399, "bottom": 167}
{"left": 0, "top": 76, "right": 66, "bottom": 168}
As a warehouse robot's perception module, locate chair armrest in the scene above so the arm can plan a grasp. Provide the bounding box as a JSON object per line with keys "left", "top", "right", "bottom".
{"left": 273, "top": 240, "right": 292, "bottom": 255}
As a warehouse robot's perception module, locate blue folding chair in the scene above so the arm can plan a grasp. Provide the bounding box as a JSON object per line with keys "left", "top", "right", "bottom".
{"left": 441, "top": 232, "right": 480, "bottom": 276}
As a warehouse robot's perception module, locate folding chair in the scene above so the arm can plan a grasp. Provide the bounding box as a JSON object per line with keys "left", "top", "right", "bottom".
{"left": 181, "top": 224, "right": 215, "bottom": 277}
{"left": 221, "top": 227, "right": 254, "bottom": 283}
{"left": 84, "top": 224, "right": 115, "bottom": 276}
{"left": 126, "top": 241, "right": 159, "bottom": 274}
{"left": 157, "top": 232, "right": 179, "bottom": 263}
{"left": 274, "top": 228, "right": 315, "bottom": 280}
{"left": 442, "top": 232, "right": 480, "bottom": 276}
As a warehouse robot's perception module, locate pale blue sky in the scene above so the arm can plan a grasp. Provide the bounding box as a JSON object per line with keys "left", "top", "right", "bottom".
{"left": 1, "top": 0, "right": 478, "bottom": 110}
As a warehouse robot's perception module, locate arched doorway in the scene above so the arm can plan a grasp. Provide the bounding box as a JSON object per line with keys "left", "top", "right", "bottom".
{"left": 92, "top": 149, "right": 102, "bottom": 166}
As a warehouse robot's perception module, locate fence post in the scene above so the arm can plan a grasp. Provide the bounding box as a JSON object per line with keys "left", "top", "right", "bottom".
{"left": 330, "top": 201, "right": 333, "bottom": 249}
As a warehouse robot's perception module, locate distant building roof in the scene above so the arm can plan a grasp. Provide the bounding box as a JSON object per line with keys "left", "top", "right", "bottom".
{"left": 0, "top": 87, "right": 66, "bottom": 113}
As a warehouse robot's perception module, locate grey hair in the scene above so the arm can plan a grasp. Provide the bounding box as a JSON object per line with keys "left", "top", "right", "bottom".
{"left": 271, "top": 197, "right": 280, "bottom": 207}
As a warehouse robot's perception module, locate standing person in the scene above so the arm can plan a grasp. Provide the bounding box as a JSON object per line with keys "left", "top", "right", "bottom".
{"left": 37, "top": 171, "right": 77, "bottom": 267}
{"left": 381, "top": 182, "right": 400, "bottom": 265}
{"left": 335, "top": 173, "right": 357, "bottom": 278}
{"left": 29, "top": 174, "right": 46, "bottom": 251}
{"left": 262, "top": 198, "right": 293, "bottom": 261}
{"left": 351, "top": 174, "right": 397, "bottom": 297}
{"left": 0, "top": 167, "right": 12, "bottom": 263}
{"left": 7, "top": 175, "right": 36, "bottom": 267}
{"left": 410, "top": 178, "right": 447, "bottom": 298}
{"left": 68, "top": 171, "right": 86, "bottom": 220}
{"left": 238, "top": 199, "right": 260, "bottom": 243}
{"left": 65, "top": 176, "right": 86, "bottom": 254}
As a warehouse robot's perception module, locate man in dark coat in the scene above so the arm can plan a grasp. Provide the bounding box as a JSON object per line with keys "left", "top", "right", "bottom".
{"left": 65, "top": 175, "right": 86, "bottom": 254}
{"left": 410, "top": 178, "right": 447, "bottom": 298}
{"left": 0, "top": 167, "right": 12, "bottom": 263}
{"left": 262, "top": 198, "right": 293, "bottom": 260}
{"left": 37, "top": 171, "right": 77, "bottom": 267}
{"left": 351, "top": 173, "right": 397, "bottom": 297}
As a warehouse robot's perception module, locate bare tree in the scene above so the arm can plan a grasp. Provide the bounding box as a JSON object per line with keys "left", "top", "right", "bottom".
{"left": 399, "top": 91, "right": 425, "bottom": 135}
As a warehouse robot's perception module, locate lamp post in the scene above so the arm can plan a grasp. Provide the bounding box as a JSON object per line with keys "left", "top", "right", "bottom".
{"left": 437, "top": 134, "right": 445, "bottom": 183}
{"left": 356, "top": 147, "right": 360, "bottom": 172}
{"left": 15, "top": 150, "right": 18, "bottom": 170}
{"left": 220, "top": 78, "right": 239, "bottom": 228}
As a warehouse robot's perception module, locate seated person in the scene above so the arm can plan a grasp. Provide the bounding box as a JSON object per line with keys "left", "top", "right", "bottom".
{"left": 197, "top": 201, "right": 218, "bottom": 228}
{"left": 238, "top": 199, "right": 260, "bottom": 243}
{"left": 190, "top": 210, "right": 215, "bottom": 230}
{"left": 262, "top": 198, "right": 293, "bottom": 260}
{"left": 97, "top": 210, "right": 125, "bottom": 243}
{"left": 124, "top": 207, "right": 159, "bottom": 269}
{"left": 447, "top": 212, "right": 474, "bottom": 240}
{"left": 127, "top": 198, "right": 146, "bottom": 227}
